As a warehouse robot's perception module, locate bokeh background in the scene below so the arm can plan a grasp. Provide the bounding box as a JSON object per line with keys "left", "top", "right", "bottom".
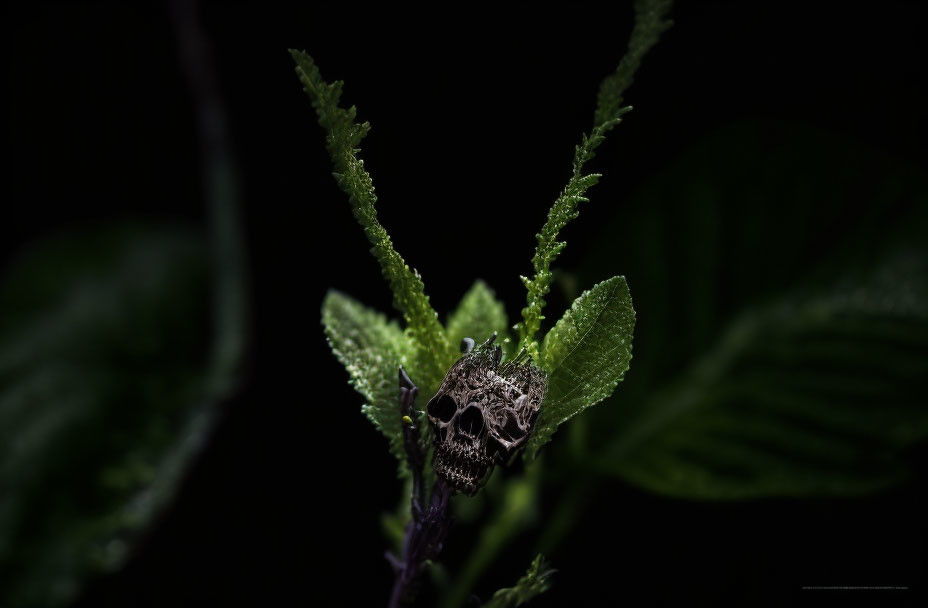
{"left": 4, "top": 1, "right": 926, "bottom": 606}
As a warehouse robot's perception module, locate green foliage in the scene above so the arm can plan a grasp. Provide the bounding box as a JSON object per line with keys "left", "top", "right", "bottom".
{"left": 300, "top": 5, "right": 672, "bottom": 604}
{"left": 576, "top": 121, "right": 928, "bottom": 498}
{"left": 484, "top": 554, "right": 555, "bottom": 608}
{"left": 513, "top": 140, "right": 608, "bottom": 359}
{"left": 525, "top": 276, "right": 635, "bottom": 459}
{"left": 0, "top": 224, "right": 233, "bottom": 607}
{"left": 291, "top": 49, "right": 456, "bottom": 397}
{"left": 515, "top": 0, "right": 671, "bottom": 357}
{"left": 446, "top": 280, "right": 511, "bottom": 354}
{"left": 595, "top": 0, "right": 673, "bottom": 128}
{"left": 601, "top": 252, "right": 928, "bottom": 498}
{"left": 322, "top": 291, "right": 412, "bottom": 465}
{"left": 320, "top": 283, "right": 512, "bottom": 472}
{"left": 298, "top": 0, "right": 669, "bottom": 463}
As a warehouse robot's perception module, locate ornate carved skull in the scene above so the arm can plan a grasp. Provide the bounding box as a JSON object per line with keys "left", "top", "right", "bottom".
{"left": 426, "top": 335, "right": 547, "bottom": 495}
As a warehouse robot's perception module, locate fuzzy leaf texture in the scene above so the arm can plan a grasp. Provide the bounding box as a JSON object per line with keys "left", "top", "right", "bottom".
{"left": 526, "top": 276, "right": 635, "bottom": 459}
{"left": 515, "top": 0, "right": 671, "bottom": 357}
{"left": 291, "top": 50, "right": 456, "bottom": 395}
{"left": 322, "top": 291, "right": 412, "bottom": 465}
{"left": 484, "top": 554, "right": 555, "bottom": 608}
{"left": 446, "top": 280, "right": 511, "bottom": 355}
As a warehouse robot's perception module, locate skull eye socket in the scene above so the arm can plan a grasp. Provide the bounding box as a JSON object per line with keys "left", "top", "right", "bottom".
{"left": 456, "top": 405, "right": 485, "bottom": 437}
{"left": 428, "top": 394, "right": 457, "bottom": 423}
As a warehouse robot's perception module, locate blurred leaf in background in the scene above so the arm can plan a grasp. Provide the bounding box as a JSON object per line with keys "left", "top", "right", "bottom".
{"left": 484, "top": 554, "right": 555, "bottom": 608}
{"left": 0, "top": 4, "right": 247, "bottom": 604}
{"left": 0, "top": 223, "right": 242, "bottom": 606}
{"left": 578, "top": 120, "right": 928, "bottom": 499}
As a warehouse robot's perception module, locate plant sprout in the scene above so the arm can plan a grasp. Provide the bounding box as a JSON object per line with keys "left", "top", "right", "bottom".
{"left": 292, "top": 0, "right": 671, "bottom": 604}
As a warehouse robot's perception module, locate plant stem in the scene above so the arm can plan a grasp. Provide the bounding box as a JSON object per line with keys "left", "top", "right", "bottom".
{"left": 439, "top": 464, "right": 541, "bottom": 608}
{"left": 388, "top": 480, "right": 453, "bottom": 607}
{"left": 388, "top": 368, "right": 454, "bottom": 607}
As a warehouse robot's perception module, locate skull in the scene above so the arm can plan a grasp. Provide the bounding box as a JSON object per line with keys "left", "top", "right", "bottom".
{"left": 426, "top": 335, "right": 547, "bottom": 495}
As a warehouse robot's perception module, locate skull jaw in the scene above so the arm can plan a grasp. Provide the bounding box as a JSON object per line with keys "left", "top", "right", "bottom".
{"left": 432, "top": 442, "right": 492, "bottom": 496}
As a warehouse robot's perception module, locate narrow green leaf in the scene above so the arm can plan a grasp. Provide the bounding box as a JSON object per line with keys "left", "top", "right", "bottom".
{"left": 594, "top": 0, "right": 674, "bottom": 127}
{"left": 446, "top": 280, "right": 511, "bottom": 356}
{"left": 526, "top": 276, "right": 635, "bottom": 459}
{"left": 322, "top": 290, "right": 411, "bottom": 465}
{"left": 516, "top": 0, "right": 671, "bottom": 357}
{"left": 599, "top": 253, "right": 928, "bottom": 498}
{"left": 484, "top": 554, "right": 555, "bottom": 608}
{"left": 291, "top": 50, "right": 456, "bottom": 395}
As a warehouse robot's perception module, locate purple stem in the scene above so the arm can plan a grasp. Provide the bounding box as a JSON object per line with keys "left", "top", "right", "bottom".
{"left": 388, "top": 368, "right": 454, "bottom": 607}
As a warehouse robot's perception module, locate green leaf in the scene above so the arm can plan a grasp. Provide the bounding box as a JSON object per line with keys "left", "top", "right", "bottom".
{"left": 0, "top": 224, "right": 229, "bottom": 607}
{"left": 515, "top": 0, "right": 671, "bottom": 357}
{"left": 525, "top": 276, "right": 635, "bottom": 459}
{"left": 594, "top": 0, "right": 674, "bottom": 128}
{"left": 322, "top": 290, "right": 412, "bottom": 466}
{"left": 484, "top": 554, "right": 555, "bottom": 608}
{"left": 573, "top": 121, "right": 928, "bottom": 499}
{"left": 446, "top": 280, "right": 511, "bottom": 355}
{"left": 599, "top": 253, "right": 928, "bottom": 498}
{"left": 291, "top": 50, "right": 456, "bottom": 396}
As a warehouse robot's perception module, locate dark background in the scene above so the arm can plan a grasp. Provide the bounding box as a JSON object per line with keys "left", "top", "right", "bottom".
{"left": 6, "top": 1, "right": 926, "bottom": 606}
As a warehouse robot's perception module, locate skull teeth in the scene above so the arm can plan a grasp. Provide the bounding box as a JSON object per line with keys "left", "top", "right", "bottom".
{"left": 433, "top": 443, "right": 491, "bottom": 495}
